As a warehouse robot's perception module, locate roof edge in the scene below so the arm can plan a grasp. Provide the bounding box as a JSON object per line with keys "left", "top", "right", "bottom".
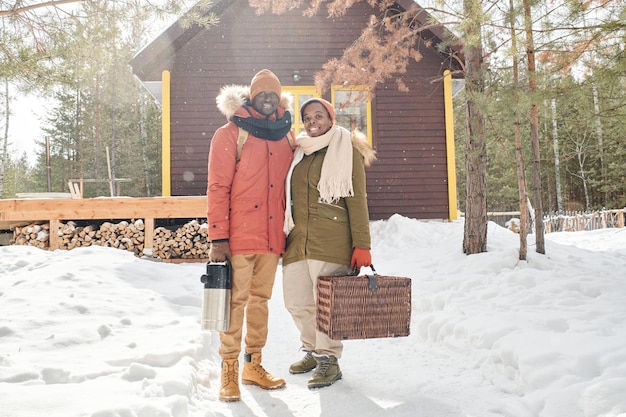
{"left": 130, "top": 0, "right": 234, "bottom": 80}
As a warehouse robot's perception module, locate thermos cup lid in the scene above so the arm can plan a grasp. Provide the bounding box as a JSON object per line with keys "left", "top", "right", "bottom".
{"left": 200, "top": 261, "right": 232, "bottom": 289}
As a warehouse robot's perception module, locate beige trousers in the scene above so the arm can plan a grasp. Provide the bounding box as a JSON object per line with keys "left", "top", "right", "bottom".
{"left": 219, "top": 253, "right": 279, "bottom": 360}
{"left": 282, "top": 259, "right": 351, "bottom": 358}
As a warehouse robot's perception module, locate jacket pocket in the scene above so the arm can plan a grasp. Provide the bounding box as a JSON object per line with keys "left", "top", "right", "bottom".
{"left": 317, "top": 202, "right": 348, "bottom": 224}
{"left": 231, "top": 197, "right": 264, "bottom": 214}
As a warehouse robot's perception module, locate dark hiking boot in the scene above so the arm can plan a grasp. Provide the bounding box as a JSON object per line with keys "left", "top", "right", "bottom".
{"left": 289, "top": 351, "right": 317, "bottom": 374}
{"left": 307, "top": 354, "right": 342, "bottom": 389}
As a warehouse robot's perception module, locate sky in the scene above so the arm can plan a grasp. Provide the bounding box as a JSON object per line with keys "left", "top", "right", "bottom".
{"left": 7, "top": 90, "right": 46, "bottom": 162}
{"left": 1, "top": 215, "right": 625, "bottom": 417}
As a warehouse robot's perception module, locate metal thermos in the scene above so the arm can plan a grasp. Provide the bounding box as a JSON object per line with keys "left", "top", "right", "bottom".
{"left": 200, "top": 261, "right": 232, "bottom": 331}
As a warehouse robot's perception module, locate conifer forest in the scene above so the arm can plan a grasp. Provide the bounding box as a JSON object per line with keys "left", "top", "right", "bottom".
{"left": 1, "top": 0, "right": 625, "bottom": 217}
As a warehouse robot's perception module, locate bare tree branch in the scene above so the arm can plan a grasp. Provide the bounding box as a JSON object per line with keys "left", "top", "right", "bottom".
{"left": 0, "top": 0, "right": 84, "bottom": 17}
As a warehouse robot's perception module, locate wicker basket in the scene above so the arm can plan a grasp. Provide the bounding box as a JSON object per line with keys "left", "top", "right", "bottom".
{"left": 316, "top": 273, "right": 411, "bottom": 340}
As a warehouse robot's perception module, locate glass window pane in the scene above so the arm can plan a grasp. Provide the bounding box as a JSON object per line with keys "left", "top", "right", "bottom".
{"left": 334, "top": 90, "right": 368, "bottom": 133}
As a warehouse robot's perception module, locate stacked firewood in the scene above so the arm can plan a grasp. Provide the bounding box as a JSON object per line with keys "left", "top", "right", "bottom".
{"left": 95, "top": 220, "right": 145, "bottom": 254}
{"left": 12, "top": 224, "right": 50, "bottom": 249}
{"left": 11, "top": 219, "right": 210, "bottom": 260}
{"left": 152, "top": 220, "right": 210, "bottom": 260}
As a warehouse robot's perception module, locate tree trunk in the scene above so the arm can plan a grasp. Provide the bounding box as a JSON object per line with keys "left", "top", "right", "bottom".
{"left": 592, "top": 83, "right": 606, "bottom": 203}
{"left": 0, "top": 78, "right": 8, "bottom": 198}
{"left": 139, "top": 99, "right": 152, "bottom": 196}
{"left": 509, "top": 0, "right": 528, "bottom": 261}
{"left": 574, "top": 144, "right": 591, "bottom": 209}
{"left": 95, "top": 73, "right": 102, "bottom": 194}
{"left": 550, "top": 98, "right": 563, "bottom": 212}
{"left": 462, "top": 0, "right": 488, "bottom": 255}
{"left": 523, "top": 0, "right": 545, "bottom": 254}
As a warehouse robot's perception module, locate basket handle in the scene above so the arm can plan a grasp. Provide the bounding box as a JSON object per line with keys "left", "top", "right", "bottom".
{"left": 350, "top": 263, "right": 376, "bottom": 275}
{"left": 351, "top": 264, "right": 378, "bottom": 292}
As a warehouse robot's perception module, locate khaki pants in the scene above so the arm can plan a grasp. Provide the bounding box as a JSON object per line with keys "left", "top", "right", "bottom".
{"left": 282, "top": 259, "right": 351, "bottom": 358}
{"left": 219, "top": 253, "right": 279, "bottom": 360}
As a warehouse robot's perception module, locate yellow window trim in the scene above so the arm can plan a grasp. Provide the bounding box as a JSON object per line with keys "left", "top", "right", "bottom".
{"left": 283, "top": 86, "right": 320, "bottom": 135}
{"left": 443, "top": 70, "right": 459, "bottom": 220}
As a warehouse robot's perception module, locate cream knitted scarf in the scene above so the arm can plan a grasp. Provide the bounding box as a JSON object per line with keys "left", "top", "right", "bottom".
{"left": 283, "top": 126, "right": 354, "bottom": 235}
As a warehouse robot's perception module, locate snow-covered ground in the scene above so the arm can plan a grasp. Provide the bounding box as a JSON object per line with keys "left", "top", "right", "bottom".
{"left": 1, "top": 215, "right": 625, "bottom": 417}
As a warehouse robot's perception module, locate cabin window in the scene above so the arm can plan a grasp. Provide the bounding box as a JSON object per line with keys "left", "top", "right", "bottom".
{"left": 332, "top": 87, "right": 372, "bottom": 146}
{"left": 284, "top": 86, "right": 319, "bottom": 136}
{"left": 284, "top": 85, "right": 372, "bottom": 145}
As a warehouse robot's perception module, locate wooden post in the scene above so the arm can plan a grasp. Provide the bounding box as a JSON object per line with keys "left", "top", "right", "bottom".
{"left": 106, "top": 146, "right": 114, "bottom": 197}
{"left": 143, "top": 218, "right": 154, "bottom": 257}
{"left": 49, "top": 219, "right": 61, "bottom": 250}
{"left": 46, "top": 137, "right": 52, "bottom": 192}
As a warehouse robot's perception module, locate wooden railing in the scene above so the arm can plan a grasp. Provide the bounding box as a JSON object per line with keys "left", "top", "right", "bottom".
{"left": 543, "top": 209, "right": 625, "bottom": 233}
{"left": 486, "top": 209, "right": 625, "bottom": 233}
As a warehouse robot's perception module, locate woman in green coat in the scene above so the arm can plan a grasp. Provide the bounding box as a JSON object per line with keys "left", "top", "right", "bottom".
{"left": 282, "top": 98, "right": 376, "bottom": 389}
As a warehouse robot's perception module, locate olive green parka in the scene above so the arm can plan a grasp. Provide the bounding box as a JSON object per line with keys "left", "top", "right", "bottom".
{"left": 283, "top": 130, "right": 376, "bottom": 266}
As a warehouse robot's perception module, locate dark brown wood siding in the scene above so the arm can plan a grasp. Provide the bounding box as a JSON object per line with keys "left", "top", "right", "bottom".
{"left": 147, "top": 0, "right": 454, "bottom": 220}
{"left": 369, "top": 45, "right": 451, "bottom": 220}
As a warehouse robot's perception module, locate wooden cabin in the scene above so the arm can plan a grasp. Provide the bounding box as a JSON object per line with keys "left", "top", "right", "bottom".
{"left": 130, "top": 0, "right": 464, "bottom": 221}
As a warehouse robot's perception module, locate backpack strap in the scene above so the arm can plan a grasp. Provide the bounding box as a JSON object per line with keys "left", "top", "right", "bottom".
{"left": 287, "top": 130, "right": 296, "bottom": 148}
{"left": 236, "top": 127, "right": 248, "bottom": 162}
{"left": 236, "top": 127, "right": 296, "bottom": 162}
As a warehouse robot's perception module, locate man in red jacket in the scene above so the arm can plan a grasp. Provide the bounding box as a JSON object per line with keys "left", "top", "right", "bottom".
{"left": 206, "top": 69, "right": 295, "bottom": 402}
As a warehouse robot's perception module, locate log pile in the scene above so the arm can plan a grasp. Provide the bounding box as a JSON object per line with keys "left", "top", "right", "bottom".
{"left": 152, "top": 220, "right": 210, "bottom": 260}
{"left": 12, "top": 224, "right": 50, "bottom": 249}
{"left": 11, "top": 219, "right": 210, "bottom": 260}
{"left": 95, "top": 220, "right": 145, "bottom": 254}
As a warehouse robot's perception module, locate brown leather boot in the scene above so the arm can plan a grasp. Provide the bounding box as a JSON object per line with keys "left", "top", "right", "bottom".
{"left": 241, "top": 353, "right": 286, "bottom": 390}
{"left": 219, "top": 359, "right": 241, "bottom": 402}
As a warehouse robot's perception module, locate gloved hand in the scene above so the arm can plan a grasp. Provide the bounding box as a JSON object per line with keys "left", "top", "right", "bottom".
{"left": 209, "top": 240, "right": 232, "bottom": 262}
{"left": 350, "top": 247, "right": 372, "bottom": 269}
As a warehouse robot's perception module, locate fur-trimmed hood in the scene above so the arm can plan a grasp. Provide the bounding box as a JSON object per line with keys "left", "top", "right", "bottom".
{"left": 216, "top": 84, "right": 294, "bottom": 119}
{"left": 351, "top": 129, "right": 377, "bottom": 167}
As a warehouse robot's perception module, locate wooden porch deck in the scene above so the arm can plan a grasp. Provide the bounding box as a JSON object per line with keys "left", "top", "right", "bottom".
{"left": 0, "top": 196, "right": 207, "bottom": 252}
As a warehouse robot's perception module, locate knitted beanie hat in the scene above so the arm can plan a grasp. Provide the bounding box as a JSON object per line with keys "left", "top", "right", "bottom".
{"left": 300, "top": 98, "right": 335, "bottom": 125}
{"left": 250, "top": 69, "right": 282, "bottom": 100}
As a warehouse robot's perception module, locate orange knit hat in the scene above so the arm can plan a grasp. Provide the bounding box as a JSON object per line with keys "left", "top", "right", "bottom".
{"left": 250, "top": 69, "right": 282, "bottom": 100}
{"left": 300, "top": 98, "right": 335, "bottom": 124}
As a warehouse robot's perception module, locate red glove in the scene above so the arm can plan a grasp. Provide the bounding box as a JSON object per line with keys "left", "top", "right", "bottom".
{"left": 209, "top": 240, "right": 232, "bottom": 262}
{"left": 350, "top": 247, "right": 372, "bottom": 269}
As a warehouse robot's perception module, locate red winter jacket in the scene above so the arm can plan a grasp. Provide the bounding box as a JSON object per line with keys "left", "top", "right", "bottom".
{"left": 207, "top": 86, "right": 294, "bottom": 255}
